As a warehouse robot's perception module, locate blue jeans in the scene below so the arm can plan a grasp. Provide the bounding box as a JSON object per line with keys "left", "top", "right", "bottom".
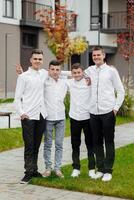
{"left": 43, "top": 120, "right": 65, "bottom": 171}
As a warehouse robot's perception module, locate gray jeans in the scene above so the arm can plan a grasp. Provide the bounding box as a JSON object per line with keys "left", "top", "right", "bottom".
{"left": 43, "top": 120, "right": 65, "bottom": 171}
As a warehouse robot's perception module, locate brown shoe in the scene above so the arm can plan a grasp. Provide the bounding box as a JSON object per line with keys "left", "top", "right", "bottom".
{"left": 42, "top": 169, "right": 51, "bottom": 177}
{"left": 55, "top": 170, "right": 64, "bottom": 178}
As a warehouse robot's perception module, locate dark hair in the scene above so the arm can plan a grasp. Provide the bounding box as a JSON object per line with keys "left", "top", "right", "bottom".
{"left": 49, "top": 60, "right": 61, "bottom": 68}
{"left": 31, "top": 49, "right": 43, "bottom": 56}
{"left": 71, "top": 63, "right": 84, "bottom": 71}
{"left": 92, "top": 46, "right": 105, "bottom": 54}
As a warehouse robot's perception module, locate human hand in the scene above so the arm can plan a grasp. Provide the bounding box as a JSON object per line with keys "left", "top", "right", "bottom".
{"left": 21, "top": 114, "right": 29, "bottom": 120}
{"left": 85, "top": 77, "right": 91, "bottom": 86}
{"left": 16, "top": 64, "right": 23, "bottom": 74}
{"left": 113, "top": 110, "right": 117, "bottom": 116}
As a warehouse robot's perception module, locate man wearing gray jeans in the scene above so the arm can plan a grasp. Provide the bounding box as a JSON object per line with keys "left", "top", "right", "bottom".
{"left": 42, "top": 60, "right": 67, "bottom": 178}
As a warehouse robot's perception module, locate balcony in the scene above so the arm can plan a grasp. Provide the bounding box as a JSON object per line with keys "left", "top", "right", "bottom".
{"left": 20, "top": 0, "right": 52, "bottom": 27}
{"left": 101, "top": 11, "right": 128, "bottom": 33}
{"left": 20, "top": 0, "right": 77, "bottom": 31}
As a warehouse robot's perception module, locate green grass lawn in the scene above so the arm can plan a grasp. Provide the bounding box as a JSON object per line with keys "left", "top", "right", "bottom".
{"left": 0, "top": 98, "right": 14, "bottom": 103}
{"left": 31, "top": 143, "right": 134, "bottom": 199}
{"left": 116, "top": 115, "right": 134, "bottom": 125}
{"left": 0, "top": 119, "right": 70, "bottom": 152}
{"left": 0, "top": 116, "right": 134, "bottom": 152}
{"left": 0, "top": 117, "right": 134, "bottom": 198}
{"left": 0, "top": 128, "right": 23, "bottom": 152}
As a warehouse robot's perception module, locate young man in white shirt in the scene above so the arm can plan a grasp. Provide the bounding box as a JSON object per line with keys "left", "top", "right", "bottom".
{"left": 68, "top": 63, "right": 95, "bottom": 178}
{"left": 85, "top": 46, "right": 125, "bottom": 181}
{"left": 43, "top": 62, "right": 95, "bottom": 178}
{"left": 14, "top": 49, "right": 47, "bottom": 183}
{"left": 42, "top": 60, "right": 68, "bottom": 178}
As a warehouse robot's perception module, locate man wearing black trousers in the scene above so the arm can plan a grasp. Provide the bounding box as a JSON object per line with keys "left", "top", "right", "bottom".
{"left": 85, "top": 46, "right": 125, "bottom": 181}
{"left": 14, "top": 49, "right": 48, "bottom": 183}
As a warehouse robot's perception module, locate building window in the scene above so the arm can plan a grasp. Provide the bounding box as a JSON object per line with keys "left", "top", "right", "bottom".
{"left": 22, "top": 33, "right": 38, "bottom": 48}
{"left": 3, "top": 0, "right": 14, "bottom": 18}
{"left": 90, "top": 0, "right": 102, "bottom": 30}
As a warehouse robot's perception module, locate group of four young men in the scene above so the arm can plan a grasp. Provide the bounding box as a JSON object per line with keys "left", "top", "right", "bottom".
{"left": 14, "top": 46, "right": 125, "bottom": 184}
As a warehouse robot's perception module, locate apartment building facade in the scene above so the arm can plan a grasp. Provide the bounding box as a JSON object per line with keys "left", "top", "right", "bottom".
{"left": 0, "top": 0, "right": 55, "bottom": 98}
{"left": 68, "top": 0, "right": 134, "bottom": 82}
{"left": 0, "top": 0, "right": 133, "bottom": 98}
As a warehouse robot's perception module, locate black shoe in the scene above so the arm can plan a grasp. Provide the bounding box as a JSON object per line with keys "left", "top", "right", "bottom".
{"left": 32, "top": 171, "right": 43, "bottom": 177}
{"left": 20, "top": 174, "right": 32, "bottom": 184}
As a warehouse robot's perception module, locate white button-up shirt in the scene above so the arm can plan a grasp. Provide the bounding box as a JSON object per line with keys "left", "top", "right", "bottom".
{"left": 44, "top": 77, "right": 68, "bottom": 120}
{"left": 66, "top": 78, "right": 91, "bottom": 120}
{"left": 14, "top": 67, "right": 48, "bottom": 120}
{"left": 85, "top": 63, "right": 125, "bottom": 115}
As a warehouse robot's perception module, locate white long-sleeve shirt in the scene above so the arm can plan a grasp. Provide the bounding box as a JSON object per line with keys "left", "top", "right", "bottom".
{"left": 44, "top": 77, "right": 68, "bottom": 120}
{"left": 14, "top": 67, "right": 48, "bottom": 120}
{"left": 66, "top": 78, "right": 91, "bottom": 121}
{"left": 85, "top": 63, "right": 125, "bottom": 115}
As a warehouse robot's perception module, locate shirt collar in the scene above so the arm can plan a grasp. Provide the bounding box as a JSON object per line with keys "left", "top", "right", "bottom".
{"left": 48, "top": 76, "right": 59, "bottom": 82}
{"left": 28, "top": 67, "right": 40, "bottom": 74}
{"left": 74, "top": 77, "right": 84, "bottom": 83}
{"left": 95, "top": 63, "right": 107, "bottom": 70}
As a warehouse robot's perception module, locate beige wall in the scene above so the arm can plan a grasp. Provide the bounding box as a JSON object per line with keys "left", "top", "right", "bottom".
{"left": 38, "top": 30, "right": 55, "bottom": 70}
{"left": 108, "top": 51, "right": 134, "bottom": 84}
{"left": 0, "top": 23, "right": 20, "bottom": 98}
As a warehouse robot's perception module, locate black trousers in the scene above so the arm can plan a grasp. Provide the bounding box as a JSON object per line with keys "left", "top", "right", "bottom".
{"left": 21, "top": 114, "right": 46, "bottom": 175}
{"left": 70, "top": 118, "right": 95, "bottom": 170}
{"left": 90, "top": 111, "right": 116, "bottom": 174}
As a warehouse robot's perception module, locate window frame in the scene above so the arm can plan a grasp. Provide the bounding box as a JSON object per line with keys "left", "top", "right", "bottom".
{"left": 3, "top": 0, "right": 14, "bottom": 18}
{"left": 22, "top": 32, "right": 38, "bottom": 49}
{"left": 90, "top": 0, "right": 102, "bottom": 30}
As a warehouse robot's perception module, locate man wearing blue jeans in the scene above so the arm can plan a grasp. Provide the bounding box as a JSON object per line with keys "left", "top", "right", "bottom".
{"left": 42, "top": 60, "right": 67, "bottom": 178}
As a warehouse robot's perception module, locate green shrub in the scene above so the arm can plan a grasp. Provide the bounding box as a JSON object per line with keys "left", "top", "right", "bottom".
{"left": 118, "top": 92, "right": 134, "bottom": 116}
{"left": 64, "top": 92, "right": 70, "bottom": 119}
{"left": 118, "top": 76, "right": 134, "bottom": 116}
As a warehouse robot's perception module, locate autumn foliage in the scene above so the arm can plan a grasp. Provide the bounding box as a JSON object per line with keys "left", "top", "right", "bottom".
{"left": 116, "top": 1, "right": 134, "bottom": 61}
{"left": 35, "top": 5, "right": 88, "bottom": 62}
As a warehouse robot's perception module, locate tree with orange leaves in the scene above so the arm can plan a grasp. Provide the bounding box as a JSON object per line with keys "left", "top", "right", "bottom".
{"left": 116, "top": 0, "right": 134, "bottom": 84}
{"left": 35, "top": 4, "right": 88, "bottom": 63}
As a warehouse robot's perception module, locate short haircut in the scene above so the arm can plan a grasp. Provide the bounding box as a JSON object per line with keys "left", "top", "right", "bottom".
{"left": 92, "top": 46, "right": 105, "bottom": 54}
{"left": 49, "top": 60, "right": 61, "bottom": 68}
{"left": 31, "top": 49, "right": 43, "bottom": 56}
{"left": 71, "top": 63, "right": 84, "bottom": 71}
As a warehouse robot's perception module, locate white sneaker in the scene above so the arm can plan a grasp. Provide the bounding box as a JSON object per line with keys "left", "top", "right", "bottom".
{"left": 102, "top": 173, "right": 112, "bottom": 182}
{"left": 92, "top": 171, "right": 104, "bottom": 179}
{"left": 88, "top": 169, "right": 96, "bottom": 178}
{"left": 71, "top": 169, "right": 80, "bottom": 177}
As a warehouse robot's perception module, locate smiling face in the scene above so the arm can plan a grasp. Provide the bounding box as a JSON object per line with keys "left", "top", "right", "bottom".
{"left": 71, "top": 67, "right": 84, "bottom": 81}
{"left": 48, "top": 64, "right": 61, "bottom": 81}
{"left": 30, "top": 53, "right": 43, "bottom": 71}
{"left": 92, "top": 49, "right": 105, "bottom": 67}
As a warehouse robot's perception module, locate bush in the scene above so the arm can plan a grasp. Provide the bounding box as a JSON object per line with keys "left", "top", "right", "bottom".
{"left": 118, "top": 92, "right": 134, "bottom": 116}
{"left": 64, "top": 92, "right": 70, "bottom": 119}
{"left": 118, "top": 76, "right": 134, "bottom": 116}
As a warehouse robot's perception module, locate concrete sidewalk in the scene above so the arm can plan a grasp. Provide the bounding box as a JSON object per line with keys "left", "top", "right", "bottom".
{"left": 0, "top": 103, "right": 134, "bottom": 200}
